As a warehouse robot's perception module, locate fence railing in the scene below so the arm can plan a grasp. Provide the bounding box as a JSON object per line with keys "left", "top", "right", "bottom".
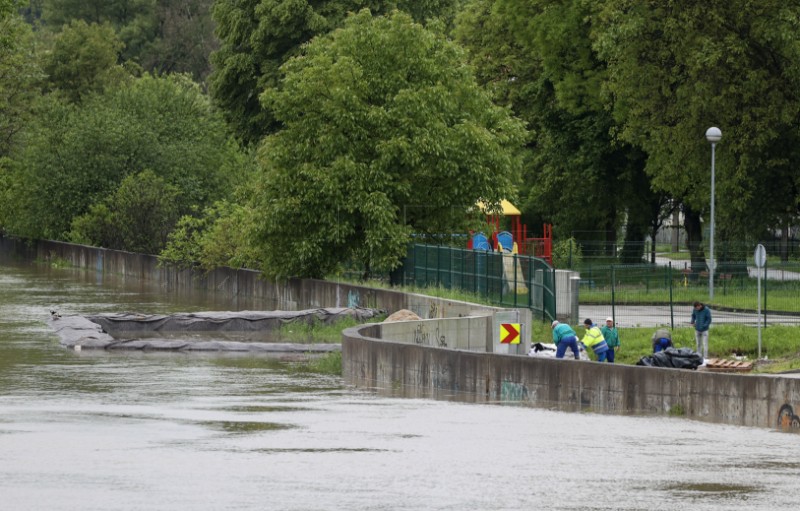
{"left": 577, "top": 261, "right": 800, "bottom": 328}
{"left": 400, "top": 244, "right": 556, "bottom": 322}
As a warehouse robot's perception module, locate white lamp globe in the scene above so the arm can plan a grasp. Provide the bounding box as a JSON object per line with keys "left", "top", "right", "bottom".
{"left": 705, "top": 127, "right": 722, "bottom": 143}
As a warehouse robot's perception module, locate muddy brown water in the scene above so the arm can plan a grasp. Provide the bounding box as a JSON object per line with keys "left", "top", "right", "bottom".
{"left": 1, "top": 260, "right": 799, "bottom": 510}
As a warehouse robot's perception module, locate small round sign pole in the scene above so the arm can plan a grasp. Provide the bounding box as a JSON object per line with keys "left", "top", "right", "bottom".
{"left": 754, "top": 244, "right": 766, "bottom": 359}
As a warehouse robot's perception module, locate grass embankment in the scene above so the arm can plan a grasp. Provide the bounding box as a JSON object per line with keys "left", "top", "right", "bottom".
{"left": 580, "top": 284, "right": 800, "bottom": 312}
{"left": 531, "top": 321, "right": 800, "bottom": 373}
{"left": 281, "top": 315, "right": 381, "bottom": 375}
{"left": 277, "top": 316, "right": 368, "bottom": 343}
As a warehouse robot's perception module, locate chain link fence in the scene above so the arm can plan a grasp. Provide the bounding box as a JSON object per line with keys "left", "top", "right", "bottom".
{"left": 577, "top": 261, "right": 800, "bottom": 329}
{"left": 399, "top": 244, "right": 556, "bottom": 322}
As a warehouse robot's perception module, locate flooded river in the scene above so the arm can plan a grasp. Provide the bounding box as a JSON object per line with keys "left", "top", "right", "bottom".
{"left": 0, "top": 260, "right": 799, "bottom": 510}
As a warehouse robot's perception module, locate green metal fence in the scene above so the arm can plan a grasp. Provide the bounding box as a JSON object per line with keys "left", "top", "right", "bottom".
{"left": 401, "top": 243, "right": 556, "bottom": 322}
{"left": 578, "top": 261, "right": 800, "bottom": 328}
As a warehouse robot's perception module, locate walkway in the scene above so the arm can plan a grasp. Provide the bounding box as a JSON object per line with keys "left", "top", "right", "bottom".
{"left": 579, "top": 304, "right": 800, "bottom": 329}
{"left": 653, "top": 254, "right": 800, "bottom": 282}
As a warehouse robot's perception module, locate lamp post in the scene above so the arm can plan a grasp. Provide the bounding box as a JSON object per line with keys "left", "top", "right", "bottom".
{"left": 705, "top": 127, "right": 722, "bottom": 301}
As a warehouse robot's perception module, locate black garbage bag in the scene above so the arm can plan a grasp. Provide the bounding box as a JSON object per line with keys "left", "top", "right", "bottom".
{"left": 664, "top": 347, "right": 703, "bottom": 369}
{"left": 636, "top": 347, "right": 703, "bottom": 370}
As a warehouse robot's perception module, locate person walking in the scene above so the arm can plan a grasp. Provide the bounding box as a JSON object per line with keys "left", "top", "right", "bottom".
{"left": 651, "top": 327, "right": 673, "bottom": 353}
{"left": 600, "top": 317, "right": 620, "bottom": 363}
{"left": 551, "top": 320, "right": 580, "bottom": 360}
{"left": 691, "top": 301, "right": 712, "bottom": 360}
{"left": 580, "top": 318, "right": 609, "bottom": 362}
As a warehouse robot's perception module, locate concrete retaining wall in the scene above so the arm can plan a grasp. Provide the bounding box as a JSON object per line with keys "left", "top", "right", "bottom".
{"left": 0, "top": 236, "right": 501, "bottom": 320}
{"left": 343, "top": 324, "right": 800, "bottom": 431}
{"left": 378, "top": 311, "right": 531, "bottom": 355}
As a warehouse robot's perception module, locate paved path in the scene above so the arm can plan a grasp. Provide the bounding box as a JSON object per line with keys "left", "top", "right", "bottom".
{"left": 653, "top": 254, "right": 800, "bottom": 282}
{"left": 579, "top": 304, "right": 800, "bottom": 329}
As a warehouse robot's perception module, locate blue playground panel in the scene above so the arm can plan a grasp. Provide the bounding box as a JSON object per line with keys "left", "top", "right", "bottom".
{"left": 472, "top": 232, "right": 491, "bottom": 251}
{"left": 497, "top": 231, "right": 513, "bottom": 252}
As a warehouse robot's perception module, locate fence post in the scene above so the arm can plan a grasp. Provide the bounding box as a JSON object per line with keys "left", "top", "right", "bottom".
{"left": 473, "top": 249, "right": 477, "bottom": 294}
{"left": 460, "top": 247, "right": 464, "bottom": 291}
{"left": 485, "top": 251, "right": 490, "bottom": 300}
{"left": 528, "top": 257, "right": 533, "bottom": 311}
{"left": 764, "top": 257, "right": 768, "bottom": 327}
{"left": 513, "top": 253, "right": 518, "bottom": 307}
{"left": 448, "top": 246, "right": 452, "bottom": 289}
{"left": 424, "top": 244, "right": 429, "bottom": 288}
{"left": 552, "top": 267, "right": 558, "bottom": 321}
{"left": 669, "top": 262, "right": 674, "bottom": 330}
{"left": 436, "top": 246, "right": 441, "bottom": 288}
{"left": 611, "top": 265, "right": 616, "bottom": 321}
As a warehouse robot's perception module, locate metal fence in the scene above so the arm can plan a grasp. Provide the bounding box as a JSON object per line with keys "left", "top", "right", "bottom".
{"left": 400, "top": 244, "right": 556, "bottom": 322}
{"left": 577, "top": 261, "right": 800, "bottom": 329}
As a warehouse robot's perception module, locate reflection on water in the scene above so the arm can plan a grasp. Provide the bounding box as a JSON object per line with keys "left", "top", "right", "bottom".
{"left": 0, "top": 259, "right": 799, "bottom": 511}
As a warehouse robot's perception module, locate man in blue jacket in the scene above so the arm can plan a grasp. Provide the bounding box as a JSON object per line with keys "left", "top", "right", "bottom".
{"left": 691, "top": 301, "right": 712, "bottom": 360}
{"left": 551, "top": 320, "right": 580, "bottom": 360}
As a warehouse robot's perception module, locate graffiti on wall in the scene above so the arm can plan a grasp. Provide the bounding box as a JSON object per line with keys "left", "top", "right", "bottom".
{"left": 413, "top": 323, "right": 447, "bottom": 348}
{"left": 501, "top": 381, "right": 528, "bottom": 402}
{"left": 347, "top": 290, "right": 360, "bottom": 309}
{"left": 778, "top": 404, "right": 800, "bottom": 431}
{"left": 347, "top": 289, "right": 377, "bottom": 310}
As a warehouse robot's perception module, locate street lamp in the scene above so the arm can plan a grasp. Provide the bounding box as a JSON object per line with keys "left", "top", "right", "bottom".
{"left": 705, "top": 126, "right": 722, "bottom": 301}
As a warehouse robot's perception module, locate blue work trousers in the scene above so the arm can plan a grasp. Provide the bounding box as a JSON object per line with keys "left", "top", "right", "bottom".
{"left": 556, "top": 336, "right": 580, "bottom": 360}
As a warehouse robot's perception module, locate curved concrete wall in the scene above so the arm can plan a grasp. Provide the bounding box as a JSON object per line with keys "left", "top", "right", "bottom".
{"left": 343, "top": 323, "right": 800, "bottom": 431}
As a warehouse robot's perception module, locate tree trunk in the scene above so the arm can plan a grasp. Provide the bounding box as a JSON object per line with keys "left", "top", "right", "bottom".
{"left": 683, "top": 204, "right": 706, "bottom": 275}
{"left": 620, "top": 215, "right": 647, "bottom": 263}
{"left": 782, "top": 221, "right": 789, "bottom": 262}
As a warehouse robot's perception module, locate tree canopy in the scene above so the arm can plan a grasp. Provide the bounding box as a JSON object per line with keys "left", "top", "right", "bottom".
{"left": 0, "top": 73, "right": 239, "bottom": 240}
{"left": 594, "top": 0, "right": 800, "bottom": 241}
{"left": 0, "top": 3, "right": 42, "bottom": 156}
{"left": 209, "top": 0, "right": 460, "bottom": 145}
{"left": 250, "top": 9, "right": 526, "bottom": 278}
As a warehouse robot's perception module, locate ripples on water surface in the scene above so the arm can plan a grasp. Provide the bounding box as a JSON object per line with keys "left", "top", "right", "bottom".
{"left": 0, "top": 261, "right": 798, "bottom": 510}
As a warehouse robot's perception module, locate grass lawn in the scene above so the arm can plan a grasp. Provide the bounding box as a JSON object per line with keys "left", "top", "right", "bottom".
{"left": 531, "top": 320, "right": 800, "bottom": 373}
{"left": 580, "top": 283, "right": 800, "bottom": 312}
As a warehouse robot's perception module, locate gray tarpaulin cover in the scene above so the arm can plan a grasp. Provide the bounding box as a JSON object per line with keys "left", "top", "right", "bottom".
{"left": 49, "top": 308, "right": 381, "bottom": 352}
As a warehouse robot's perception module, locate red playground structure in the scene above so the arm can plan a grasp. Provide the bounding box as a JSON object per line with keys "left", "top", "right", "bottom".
{"left": 469, "top": 200, "right": 553, "bottom": 265}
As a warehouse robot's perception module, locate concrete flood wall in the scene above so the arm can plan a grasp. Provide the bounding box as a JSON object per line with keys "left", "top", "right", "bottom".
{"left": 0, "top": 236, "right": 502, "bottom": 320}
{"left": 377, "top": 311, "right": 532, "bottom": 355}
{"left": 343, "top": 324, "right": 800, "bottom": 431}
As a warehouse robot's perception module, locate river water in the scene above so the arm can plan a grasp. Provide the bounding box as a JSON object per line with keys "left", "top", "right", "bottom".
{"left": 1, "top": 260, "right": 799, "bottom": 511}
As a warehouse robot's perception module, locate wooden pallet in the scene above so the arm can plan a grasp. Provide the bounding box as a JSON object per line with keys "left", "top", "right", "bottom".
{"left": 704, "top": 358, "right": 753, "bottom": 373}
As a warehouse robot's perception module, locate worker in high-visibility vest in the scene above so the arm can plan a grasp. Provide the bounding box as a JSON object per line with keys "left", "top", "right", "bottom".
{"left": 580, "top": 318, "right": 610, "bottom": 362}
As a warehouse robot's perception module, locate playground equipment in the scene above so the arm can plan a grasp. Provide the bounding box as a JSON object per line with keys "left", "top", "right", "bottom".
{"left": 470, "top": 200, "right": 553, "bottom": 264}
{"left": 466, "top": 200, "right": 554, "bottom": 296}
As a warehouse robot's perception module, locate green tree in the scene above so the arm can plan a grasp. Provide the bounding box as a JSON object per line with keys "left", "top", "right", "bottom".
{"left": 593, "top": 0, "right": 800, "bottom": 265}
{"left": 455, "top": 0, "right": 654, "bottom": 259}
{"left": 0, "top": 74, "right": 240, "bottom": 240}
{"left": 39, "top": 0, "right": 217, "bottom": 82}
{"left": 160, "top": 200, "right": 262, "bottom": 270}
{"left": 209, "top": 0, "right": 460, "bottom": 146}
{"left": 70, "top": 170, "right": 181, "bottom": 254}
{"left": 138, "top": 0, "right": 218, "bottom": 81}
{"left": 43, "top": 20, "right": 130, "bottom": 102}
{"left": 0, "top": 3, "right": 43, "bottom": 156}
{"left": 251, "top": 10, "right": 526, "bottom": 279}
